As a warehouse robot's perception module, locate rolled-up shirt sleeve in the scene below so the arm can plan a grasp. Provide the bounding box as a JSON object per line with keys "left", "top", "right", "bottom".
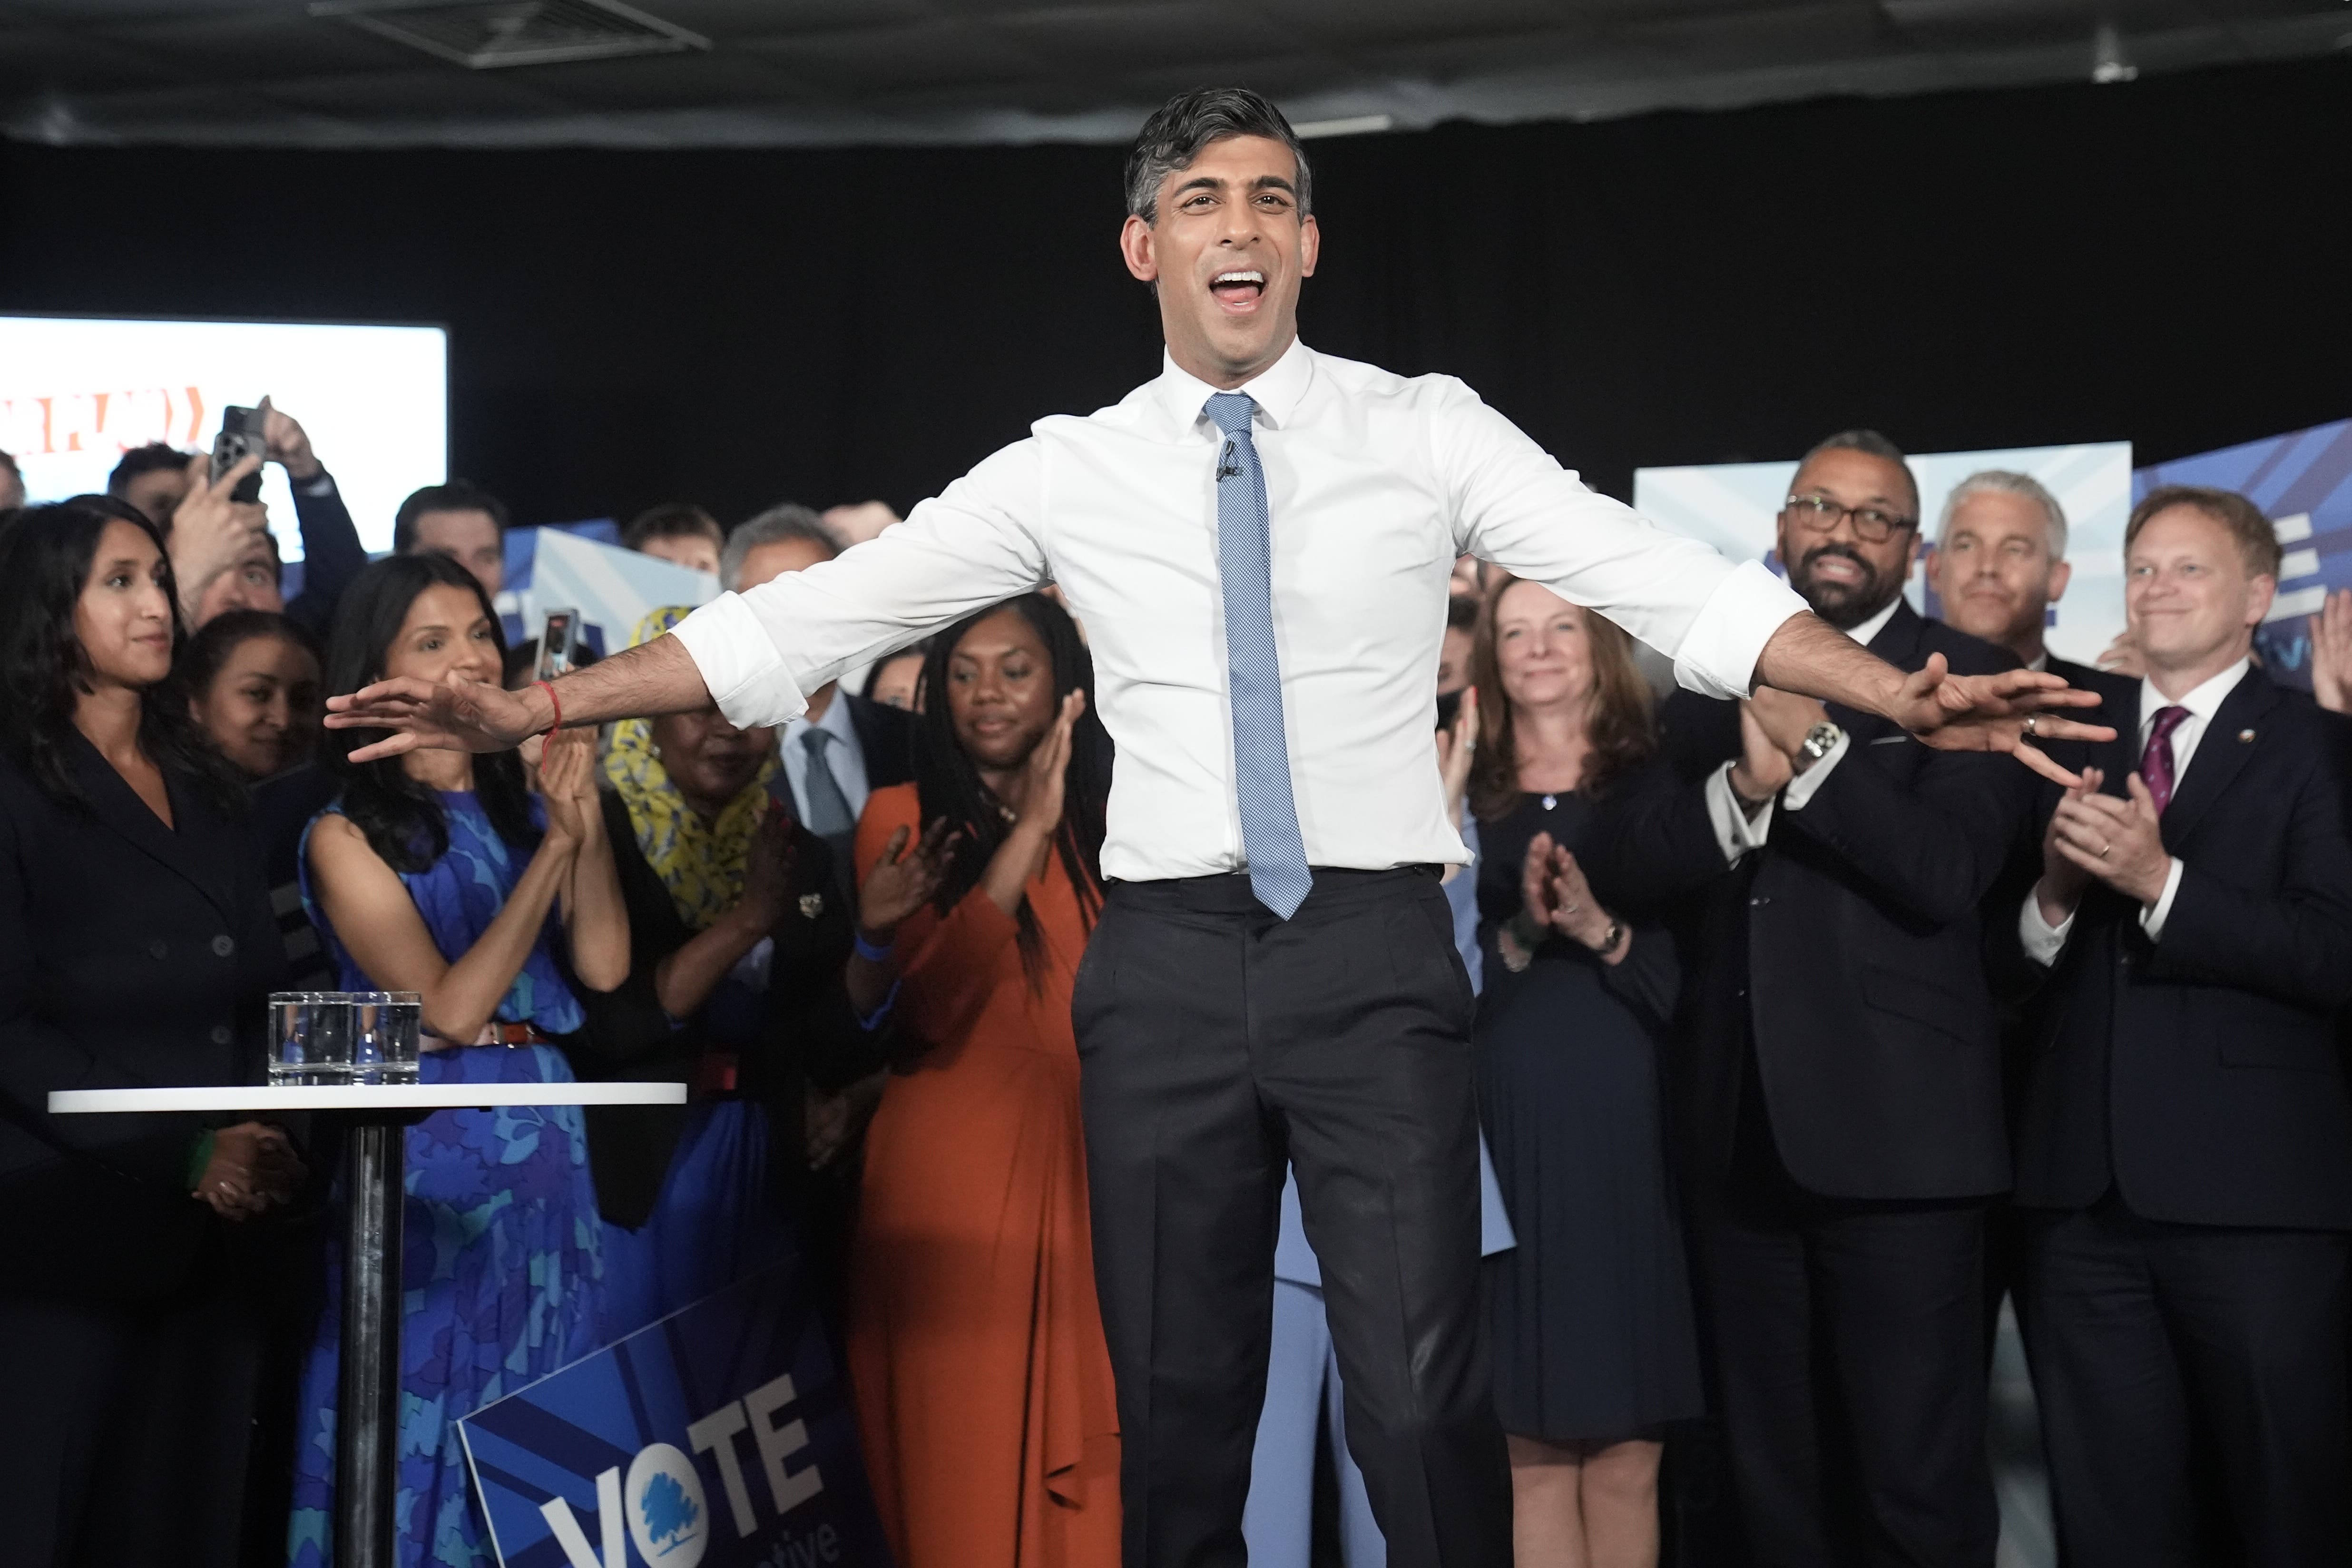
{"left": 1440, "top": 382, "right": 1805, "bottom": 700}
{"left": 671, "top": 440, "right": 1051, "bottom": 729}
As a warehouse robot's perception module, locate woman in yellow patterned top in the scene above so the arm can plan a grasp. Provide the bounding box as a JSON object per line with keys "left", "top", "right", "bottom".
{"left": 571, "top": 605, "right": 800, "bottom": 1338}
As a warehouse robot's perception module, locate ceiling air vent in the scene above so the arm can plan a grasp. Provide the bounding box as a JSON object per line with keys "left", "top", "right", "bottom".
{"left": 310, "top": 0, "right": 710, "bottom": 69}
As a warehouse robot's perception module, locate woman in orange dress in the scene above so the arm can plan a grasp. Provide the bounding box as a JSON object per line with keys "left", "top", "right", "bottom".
{"left": 844, "top": 592, "right": 1120, "bottom": 1568}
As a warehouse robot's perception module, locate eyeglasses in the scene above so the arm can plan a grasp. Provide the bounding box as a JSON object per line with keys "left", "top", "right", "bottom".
{"left": 1781, "top": 494, "right": 1916, "bottom": 544}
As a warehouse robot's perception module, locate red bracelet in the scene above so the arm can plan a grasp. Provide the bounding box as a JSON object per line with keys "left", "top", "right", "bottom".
{"left": 534, "top": 679, "right": 562, "bottom": 736}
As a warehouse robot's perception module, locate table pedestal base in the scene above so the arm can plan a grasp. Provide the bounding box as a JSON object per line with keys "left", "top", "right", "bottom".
{"left": 336, "top": 1121, "right": 404, "bottom": 1568}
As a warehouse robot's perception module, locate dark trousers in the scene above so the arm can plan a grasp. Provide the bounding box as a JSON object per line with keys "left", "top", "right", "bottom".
{"left": 1686, "top": 1090, "right": 1996, "bottom": 1568}
{"left": 2016, "top": 1197, "right": 2352, "bottom": 1568}
{"left": 0, "top": 1268, "right": 265, "bottom": 1568}
{"left": 1074, "top": 867, "right": 1511, "bottom": 1568}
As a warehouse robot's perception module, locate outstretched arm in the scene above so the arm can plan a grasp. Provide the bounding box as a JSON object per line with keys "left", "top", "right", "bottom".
{"left": 325, "top": 633, "right": 709, "bottom": 762}
{"left": 1751, "top": 613, "right": 2112, "bottom": 786}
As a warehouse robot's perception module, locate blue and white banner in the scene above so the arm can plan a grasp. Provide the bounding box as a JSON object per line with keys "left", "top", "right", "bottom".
{"left": 458, "top": 1261, "right": 892, "bottom": 1568}
{"left": 1633, "top": 442, "right": 2134, "bottom": 666}
{"left": 521, "top": 527, "right": 720, "bottom": 659}
{"left": 2133, "top": 418, "right": 2352, "bottom": 691}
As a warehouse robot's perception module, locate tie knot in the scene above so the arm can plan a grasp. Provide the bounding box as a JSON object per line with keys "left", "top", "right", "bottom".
{"left": 801, "top": 727, "right": 833, "bottom": 757}
{"left": 2147, "top": 705, "right": 2190, "bottom": 745}
{"left": 1204, "top": 391, "right": 1258, "bottom": 437}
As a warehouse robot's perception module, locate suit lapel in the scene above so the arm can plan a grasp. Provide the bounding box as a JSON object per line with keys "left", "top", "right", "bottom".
{"left": 2159, "top": 669, "right": 2278, "bottom": 848}
{"left": 67, "top": 734, "right": 237, "bottom": 924}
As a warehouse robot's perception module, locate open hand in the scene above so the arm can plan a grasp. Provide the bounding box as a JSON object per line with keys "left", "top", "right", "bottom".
{"left": 2310, "top": 588, "right": 2352, "bottom": 715}
{"left": 2049, "top": 770, "right": 2171, "bottom": 907}
{"left": 859, "top": 818, "right": 959, "bottom": 939}
{"left": 327, "top": 668, "right": 544, "bottom": 761}
{"left": 1890, "top": 655, "right": 2115, "bottom": 786}
{"left": 2033, "top": 765, "right": 2104, "bottom": 926}
{"left": 1434, "top": 686, "right": 1480, "bottom": 825}
{"left": 532, "top": 726, "right": 598, "bottom": 843}
{"left": 1015, "top": 689, "right": 1087, "bottom": 834}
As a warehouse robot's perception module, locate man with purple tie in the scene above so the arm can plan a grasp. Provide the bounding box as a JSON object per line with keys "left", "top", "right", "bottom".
{"left": 2014, "top": 485, "right": 2352, "bottom": 1568}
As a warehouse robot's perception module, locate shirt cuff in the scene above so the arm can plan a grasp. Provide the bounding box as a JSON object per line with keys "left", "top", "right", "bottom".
{"left": 2019, "top": 890, "right": 2073, "bottom": 967}
{"left": 1705, "top": 762, "right": 1773, "bottom": 865}
{"left": 1778, "top": 730, "right": 1850, "bottom": 810}
{"left": 1672, "top": 559, "right": 1811, "bottom": 701}
{"left": 2140, "top": 857, "right": 2185, "bottom": 942}
{"left": 671, "top": 592, "right": 810, "bottom": 729}
{"left": 294, "top": 468, "right": 336, "bottom": 498}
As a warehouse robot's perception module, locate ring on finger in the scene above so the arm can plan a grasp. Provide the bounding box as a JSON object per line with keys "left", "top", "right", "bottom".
{"left": 2023, "top": 714, "right": 2039, "bottom": 737}
{"left": 2099, "top": 842, "right": 2111, "bottom": 858}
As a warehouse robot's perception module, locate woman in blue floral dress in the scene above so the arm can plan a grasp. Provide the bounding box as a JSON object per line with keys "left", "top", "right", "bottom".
{"left": 289, "top": 554, "right": 629, "bottom": 1567}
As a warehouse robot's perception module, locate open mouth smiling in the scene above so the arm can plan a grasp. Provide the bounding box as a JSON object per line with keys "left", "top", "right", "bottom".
{"left": 1209, "top": 268, "right": 1266, "bottom": 311}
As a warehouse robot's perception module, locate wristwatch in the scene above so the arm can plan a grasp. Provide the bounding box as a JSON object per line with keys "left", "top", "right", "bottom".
{"left": 1798, "top": 721, "right": 1843, "bottom": 766}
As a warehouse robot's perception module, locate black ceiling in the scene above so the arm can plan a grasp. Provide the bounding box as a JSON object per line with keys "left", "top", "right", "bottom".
{"left": 3, "top": 0, "right": 2348, "bottom": 147}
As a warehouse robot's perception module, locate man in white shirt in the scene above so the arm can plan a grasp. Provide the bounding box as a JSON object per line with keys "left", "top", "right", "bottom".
{"left": 2008, "top": 486, "right": 2352, "bottom": 1568}
{"left": 328, "top": 88, "right": 2106, "bottom": 1568}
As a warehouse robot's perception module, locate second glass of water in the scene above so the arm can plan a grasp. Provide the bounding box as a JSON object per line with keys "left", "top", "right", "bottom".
{"left": 353, "top": 991, "right": 424, "bottom": 1085}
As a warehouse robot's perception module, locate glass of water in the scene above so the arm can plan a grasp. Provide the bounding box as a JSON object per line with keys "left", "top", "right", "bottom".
{"left": 268, "top": 992, "right": 353, "bottom": 1086}
{"left": 351, "top": 991, "right": 424, "bottom": 1085}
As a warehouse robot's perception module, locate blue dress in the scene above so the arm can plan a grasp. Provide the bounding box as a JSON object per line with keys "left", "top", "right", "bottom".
{"left": 287, "top": 791, "right": 606, "bottom": 1568}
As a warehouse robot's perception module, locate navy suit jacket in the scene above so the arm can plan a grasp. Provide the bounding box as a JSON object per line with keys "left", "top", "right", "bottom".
{"left": 1588, "top": 601, "right": 2033, "bottom": 1201}
{"left": 2008, "top": 666, "right": 2352, "bottom": 1228}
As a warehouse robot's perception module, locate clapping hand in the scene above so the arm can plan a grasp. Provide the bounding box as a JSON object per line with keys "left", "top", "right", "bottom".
{"left": 531, "top": 726, "right": 599, "bottom": 844}
{"left": 858, "top": 818, "right": 960, "bottom": 941}
{"left": 2033, "top": 765, "right": 2105, "bottom": 927}
{"left": 2310, "top": 588, "right": 2352, "bottom": 715}
{"left": 738, "top": 806, "right": 796, "bottom": 928}
{"left": 1434, "top": 687, "right": 1480, "bottom": 826}
{"left": 1016, "top": 690, "right": 1087, "bottom": 833}
{"left": 2048, "top": 770, "right": 2172, "bottom": 908}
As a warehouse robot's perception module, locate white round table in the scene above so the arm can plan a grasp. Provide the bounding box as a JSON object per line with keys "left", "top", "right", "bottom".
{"left": 50, "top": 1080, "right": 686, "bottom": 1568}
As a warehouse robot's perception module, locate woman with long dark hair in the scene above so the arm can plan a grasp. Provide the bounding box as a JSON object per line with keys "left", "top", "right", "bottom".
{"left": 0, "top": 498, "right": 304, "bottom": 1567}
{"left": 284, "top": 552, "right": 627, "bottom": 1568}
{"left": 1468, "top": 577, "right": 1701, "bottom": 1568}
{"left": 842, "top": 593, "right": 1120, "bottom": 1568}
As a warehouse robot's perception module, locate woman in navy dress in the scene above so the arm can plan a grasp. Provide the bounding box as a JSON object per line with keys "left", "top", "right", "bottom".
{"left": 1469, "top": 576, "right": 1702, "bottom": 1568}
{"left": 288, "top": 554, "right": 629, "bottom": 1568}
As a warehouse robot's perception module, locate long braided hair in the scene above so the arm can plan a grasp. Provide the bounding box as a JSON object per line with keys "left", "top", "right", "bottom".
{"left": 911, "top": 594, "right": 1113, "bottom": 986}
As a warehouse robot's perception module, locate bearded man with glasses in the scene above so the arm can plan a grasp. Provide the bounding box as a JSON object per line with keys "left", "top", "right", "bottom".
{"left": 1587, "top": 429, "right": 2041, "bottom": 1568}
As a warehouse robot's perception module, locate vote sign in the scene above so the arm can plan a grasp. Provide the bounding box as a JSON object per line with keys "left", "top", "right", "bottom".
{"left": 459, "top": 1261, "right": 891, "bottom": 1568}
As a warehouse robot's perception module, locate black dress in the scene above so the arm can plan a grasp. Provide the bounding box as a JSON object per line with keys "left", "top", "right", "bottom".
{"left": 1475, "top": 779, "right": 1704, "bottom": 1443}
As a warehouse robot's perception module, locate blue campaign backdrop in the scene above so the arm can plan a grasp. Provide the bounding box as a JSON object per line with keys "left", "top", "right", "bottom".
{"left": 2133, "top": 418, "right": 2352, "bottom": 692}
{"left": 458, "top": 1259, "right": 892, "bottom": 1568}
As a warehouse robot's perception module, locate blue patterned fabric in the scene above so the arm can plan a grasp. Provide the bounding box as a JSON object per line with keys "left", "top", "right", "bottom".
{"left": 1206, "top": 390, "right": 1314, "bottom": 919}
{"left": 288, "top": 790, "right": 605, "bottom": 1568}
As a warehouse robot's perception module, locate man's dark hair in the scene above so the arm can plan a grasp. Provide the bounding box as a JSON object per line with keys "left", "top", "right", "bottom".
{"left": 0, "top": 447, "right": 18, "bottom": 482}
{"left": 106, "top": 441, "right": 190, "bottom": 499}
{"left": 393, "top": 480, "right": 510, "bottom": 554}
{"left": 1799, "top": 428, "right": 1920, "bottom": 518}
{"left": 622, "top": 501, "right": 723, "bottom": 554}
{"left": 1125, "top": 88, "right": 1312, "bottom": 225}
{"left": 1446, "top": 594, "right": 1480, "bottom": 632}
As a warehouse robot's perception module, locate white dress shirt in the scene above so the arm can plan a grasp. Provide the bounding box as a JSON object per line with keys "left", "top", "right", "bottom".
{"left": 675, "top": 340, "right": 1805, "bottom": 883}
{"left": 2018, "top": 656, "right": 2251, "bottom": 964}
{"left": 779, "top": 689, "right": 871, "bottom": 829}
{"left": 1702, "top": 594, "right": 1904, "bottom": 863}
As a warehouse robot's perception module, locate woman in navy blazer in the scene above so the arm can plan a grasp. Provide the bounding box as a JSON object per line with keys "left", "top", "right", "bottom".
{"left": 0, "top": 497, "right": 305, "bottom": 1568}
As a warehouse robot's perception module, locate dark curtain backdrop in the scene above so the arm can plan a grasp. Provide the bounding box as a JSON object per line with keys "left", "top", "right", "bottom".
{"left": 3, "top": 54, "right": 2346, "bottom": 532}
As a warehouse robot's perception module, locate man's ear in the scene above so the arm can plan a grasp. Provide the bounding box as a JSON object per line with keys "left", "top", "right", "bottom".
{"left": 1119, "top": 213, "right": 1158, "bottom": 284}
{"left": 1299, "top": 212, "right": 1320, "bottom": 278}
{"left": 2047, "top": 558, "right": 2073, "bottom": 605}
{"left": 2245, "top": 573, "right": 2277, "bottom": 628}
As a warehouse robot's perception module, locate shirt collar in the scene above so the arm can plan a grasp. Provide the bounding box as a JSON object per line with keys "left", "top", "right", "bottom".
{"left": 1150, "top": 335, "right": 1315, "bottom": 438}
{"left": 2140, "top": 655, "right": 2251, "bottom": 731}
{"left": 784, "top": 689, "right": 859, "bottom": 745}
{"left": 1841, "top": 594, "right": 1905, "bottom": 650}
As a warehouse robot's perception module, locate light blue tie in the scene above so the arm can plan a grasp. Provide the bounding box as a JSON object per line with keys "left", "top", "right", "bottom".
{"left": 1205, "top": 391, "right": 1313, "bottom": 919}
